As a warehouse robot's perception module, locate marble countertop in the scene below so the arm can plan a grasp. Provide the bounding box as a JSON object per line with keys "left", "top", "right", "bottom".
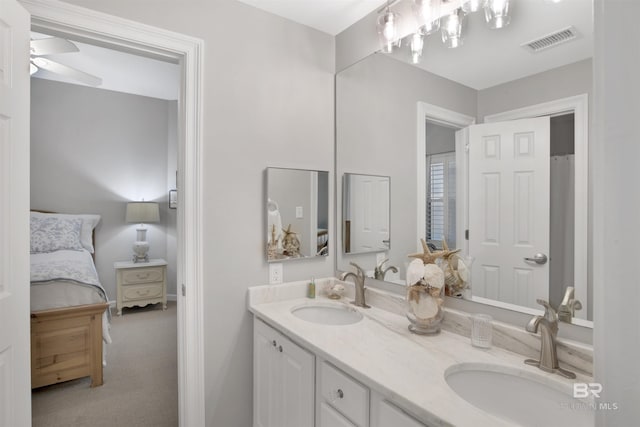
{"left": 248, "top": 278, "right": 592, "bottom": 427}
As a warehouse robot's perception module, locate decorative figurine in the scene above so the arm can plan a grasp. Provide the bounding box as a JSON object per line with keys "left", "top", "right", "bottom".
{"left": 282, "top": 224, "right": 301, "bottom": 257}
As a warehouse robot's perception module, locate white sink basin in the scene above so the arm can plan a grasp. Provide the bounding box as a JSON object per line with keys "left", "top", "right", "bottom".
{"left": 291, "top": 303, "right": 363, "bottom": 325}
{"left": 445, "top": 363, "right": 593, "bottom": 427}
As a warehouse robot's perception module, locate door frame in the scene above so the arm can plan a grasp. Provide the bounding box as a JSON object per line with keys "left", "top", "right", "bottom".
{"left": 416, "top": 102, "right": 475, "bottom": 253}
{"left": 483, "top": 94, "right": 589, "bottom": 321}
{"left": 18, "top": 0, "right": 206, "bottom": 425}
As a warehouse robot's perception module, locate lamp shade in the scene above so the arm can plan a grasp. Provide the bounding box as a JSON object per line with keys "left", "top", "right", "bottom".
{"left": 126, "top": 202, "right": 160, "bottom": 223}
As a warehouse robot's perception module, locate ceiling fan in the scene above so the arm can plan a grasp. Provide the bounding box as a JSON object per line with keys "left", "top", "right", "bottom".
{"left": 30, "top": 37, "right": 102, "bottom": 87}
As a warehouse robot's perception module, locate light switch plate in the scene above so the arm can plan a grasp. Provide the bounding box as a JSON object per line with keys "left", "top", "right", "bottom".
{"left": 376, "top": 252, "right": 386, "bottom": 266}
{"left": 269, "top": 263, "right": 283, "bottom": 284}
{"left": 295, "top": 206, "right": 303, "bottom": 218}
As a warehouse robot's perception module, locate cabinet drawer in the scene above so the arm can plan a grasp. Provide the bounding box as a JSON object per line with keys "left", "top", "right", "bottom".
{"left": 320, "top": 402, "right": 357, "bottom": 427}
{"left": 121, "top": 267, "right": 164, "bottom": 284}
{"left": 122, "top": 282, "right": 163, "bottom": 302}
{"left": 377, "top": 399, "right": 426, "bottom": 427}
{"left": 320, "top": 362, "right": 369, "bottom": 427}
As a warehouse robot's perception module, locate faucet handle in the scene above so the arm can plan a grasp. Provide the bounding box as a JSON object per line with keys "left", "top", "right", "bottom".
{"left": 535, "top": 299, "right": 558, "bottom": 324}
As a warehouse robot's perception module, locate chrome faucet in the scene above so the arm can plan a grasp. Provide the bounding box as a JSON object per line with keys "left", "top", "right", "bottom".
{"left": 339, "top": 262, "right": 370, "bottom": 308}
{"left": 524, "top": 299, "right": 576, "bottom": 379}
{"left": 557, "top": 286, "right": 583, "bottom": 323}
{"left": 374, "top": 258, "right": 398, "bottom": 281}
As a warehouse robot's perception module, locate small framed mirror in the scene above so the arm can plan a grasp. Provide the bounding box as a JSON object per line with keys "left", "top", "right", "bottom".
{"left": 266, "top": 167, "right": 329, "bottom": 262}
{"left": 342, "top": 173, "right": 390, "bottom": 254}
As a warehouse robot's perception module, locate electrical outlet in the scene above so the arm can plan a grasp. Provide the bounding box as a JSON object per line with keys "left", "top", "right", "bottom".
{"left": 376, "top": 252, "right": 386, "bottom": 266}
{"left": 269, "top": 263, "right": 283, "bottom": 284}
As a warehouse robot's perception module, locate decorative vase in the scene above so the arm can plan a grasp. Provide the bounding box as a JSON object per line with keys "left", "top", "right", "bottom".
{"left": 405, "top": 261, "right": 445, "bottom": 335}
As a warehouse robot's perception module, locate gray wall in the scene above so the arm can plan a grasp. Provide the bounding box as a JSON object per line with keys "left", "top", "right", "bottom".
{"left": 61, "top": 1, "right": 336, "bottom": 426}
{"left": 593, "top": 0, "right": 640, "bottom": 424}
{"left": 426, "top": 122, "right": 456, "bottom": 156}
{"left": 477, "top": 59, "right": 592, "bottom": 121}
{"left": 336, "top": 53, "right": 476, "bottom": 279}
{"left": 30, "top": 78, "right": 178, "bottom": 300}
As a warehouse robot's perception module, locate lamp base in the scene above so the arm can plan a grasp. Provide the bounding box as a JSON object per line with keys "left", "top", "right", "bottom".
{"left": 132, "top": 241, "right": 150, "bottom": 263}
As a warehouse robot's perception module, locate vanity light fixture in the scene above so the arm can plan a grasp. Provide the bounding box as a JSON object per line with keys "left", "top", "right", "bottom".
{"left": 380, "top": 0, "right": 511, "bottom": 64}
{"left": 377, "top": 2, "right": 403, "bottom": 53}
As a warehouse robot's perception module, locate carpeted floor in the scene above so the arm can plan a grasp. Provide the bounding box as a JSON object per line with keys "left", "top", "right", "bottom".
{"left": 32, "top": 302, "right": 179, "bottom": 427}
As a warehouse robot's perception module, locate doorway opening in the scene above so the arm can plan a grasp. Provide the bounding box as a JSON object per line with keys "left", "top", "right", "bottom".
{"left": 30, "top": 29, "right": 181, "bottom": 425}
{"left": 24, "top": 2, "right": 205, "bottom": 425}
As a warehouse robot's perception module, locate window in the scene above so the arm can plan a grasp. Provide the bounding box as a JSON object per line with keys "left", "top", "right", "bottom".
{"left": 426, "top": 152, "right": 456, "bottom": 249}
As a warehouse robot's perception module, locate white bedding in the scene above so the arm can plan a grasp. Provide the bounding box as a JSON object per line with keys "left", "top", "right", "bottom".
{"left": 30, "top": 249, "right": 112, "bottom": 347}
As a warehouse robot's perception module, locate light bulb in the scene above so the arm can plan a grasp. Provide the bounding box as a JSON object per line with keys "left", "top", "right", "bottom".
{"left": 413, "top": 0, "right": 441, "bottom": 35}
{"left": 383, "top": 15, "right": 395, "bottom": 40}
{"left": 377, "top": 9, "right": 402, "bottom": 53}
{"left": 441, "top": 8, "right": 464, "bottom": 49}
{"left": 484, "top": 0, "right": 510, "bottom": 29}
{"left": 462, "top": 0, "right": 486, "bottom": 13}
{"left": 409, "top": 33, "right": 424, "bottom": 64}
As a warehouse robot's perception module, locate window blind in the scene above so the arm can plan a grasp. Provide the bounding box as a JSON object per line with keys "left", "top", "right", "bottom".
{"left": 426, "top": 152, "right": 456, "bottom": 249}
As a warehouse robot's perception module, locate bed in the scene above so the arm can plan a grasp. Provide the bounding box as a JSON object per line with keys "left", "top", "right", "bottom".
{"left": 30, "top": 211, "right": 111, "bottom": 388}
{"left": 317, "top": 228, "right": 329, "bottom": 256}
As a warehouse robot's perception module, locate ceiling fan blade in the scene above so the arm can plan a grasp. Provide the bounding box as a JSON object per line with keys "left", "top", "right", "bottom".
{"left": 30, "top": 37, "right": 79, "bottom": 56}
{"left": 32, "top": 57, "right": 102, "bottom": 87}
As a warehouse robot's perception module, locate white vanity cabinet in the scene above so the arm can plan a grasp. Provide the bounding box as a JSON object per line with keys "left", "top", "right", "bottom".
{"left": 253, "top": 318, "right": 429, "bottom": 427}
{"left": 253, "top": 318, "right": 315, "bottom": 427}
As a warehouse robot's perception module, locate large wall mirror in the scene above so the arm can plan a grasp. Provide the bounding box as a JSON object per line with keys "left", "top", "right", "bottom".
{"left": 336, "top": 0, "right": 593, "bottom": 325}
{"left": 266, "top": 167, "right": 329, "bottom": 261}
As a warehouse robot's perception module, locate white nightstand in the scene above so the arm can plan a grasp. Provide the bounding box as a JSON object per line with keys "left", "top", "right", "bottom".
{"left": 114, "top": 259, "right": 167, "bottom": 316}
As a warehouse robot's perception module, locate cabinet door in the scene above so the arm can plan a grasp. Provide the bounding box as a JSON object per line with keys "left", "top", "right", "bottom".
{"left": 279, "top": 334, "right": 315, "bottom": 427}
{"left": 320, "top": 402, "right": 357, "bottom": 427}
{"left": 254, "top": 319, "right": 280, "bottom": 427}
{"left": 254, "top": 318, "right": 315, "bottom": 427}
{"left": 371, "top": 392, "right": 427, "bottom": 427}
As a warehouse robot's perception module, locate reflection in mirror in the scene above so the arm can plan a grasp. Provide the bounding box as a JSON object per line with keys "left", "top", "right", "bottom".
{"left": 336, "top": 0, "right": 592, "bottom": 324}
{"left": 266, "top": 167, "right": 329, "bottom": 262}
{"left": 343, "top": 173, "right": 390, "bottom": 254}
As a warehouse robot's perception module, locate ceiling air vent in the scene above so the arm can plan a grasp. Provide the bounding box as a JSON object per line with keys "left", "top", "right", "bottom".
{"left": 521, "top": 26, "right": 579, "bottom": 53}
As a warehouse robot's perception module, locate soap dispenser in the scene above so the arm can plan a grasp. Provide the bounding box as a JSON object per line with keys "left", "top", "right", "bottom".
{"left": 307, "top": 277, "right": 316, "bottom": 299}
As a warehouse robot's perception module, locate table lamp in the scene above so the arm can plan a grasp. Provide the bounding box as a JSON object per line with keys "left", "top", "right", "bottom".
{"left": 126, "top": 201, "right": 160, "bottom": 263}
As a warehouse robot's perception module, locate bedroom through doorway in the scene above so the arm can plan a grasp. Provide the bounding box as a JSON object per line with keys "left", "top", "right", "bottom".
{"left": 29, "top": 27, "right": 181, "bottom": 426}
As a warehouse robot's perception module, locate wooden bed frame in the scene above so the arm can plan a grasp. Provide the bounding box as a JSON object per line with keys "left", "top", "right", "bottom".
{"left": 31, "top": 303, "right": 109, "bottom": 388}
{"left": 30, "top": 210, "right": 109, "bottom": 389}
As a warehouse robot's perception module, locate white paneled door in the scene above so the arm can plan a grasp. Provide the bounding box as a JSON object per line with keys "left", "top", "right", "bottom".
{"left": 467, "top": 117, "right": 550, "bottom": 309}
{"left": 0, "top": 0, "right": 31, "bottom": 426}
{"left": 348, "top": 174, "right": 390, "bottom": 252}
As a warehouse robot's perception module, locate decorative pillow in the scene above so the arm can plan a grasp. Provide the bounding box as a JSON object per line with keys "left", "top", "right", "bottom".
{"left": 30, "top": 212, "right": 101, "bottom": 253}
{"left": 30, "top": 216, "right": 84, "bottom": 253}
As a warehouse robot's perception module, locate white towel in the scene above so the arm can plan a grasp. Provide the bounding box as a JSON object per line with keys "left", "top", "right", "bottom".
{"left": 267, "top": 198, "right": 283, "bottom": 249}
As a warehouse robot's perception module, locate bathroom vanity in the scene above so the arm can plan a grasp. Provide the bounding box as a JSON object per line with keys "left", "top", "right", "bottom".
{"left": 249, "top": 279, "right": 594, "bottom": 427}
